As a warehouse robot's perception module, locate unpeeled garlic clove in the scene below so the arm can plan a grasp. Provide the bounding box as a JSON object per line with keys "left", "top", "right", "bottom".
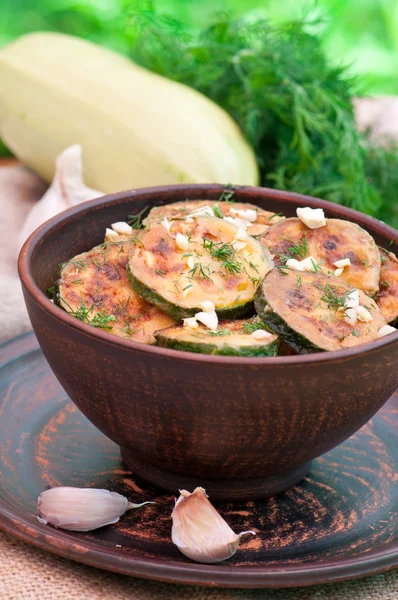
{"left": 37, "top": 486, "right": 153, "bottom": 532}
{"left": 171, "top": 487, "right": 255, "bottom": 564}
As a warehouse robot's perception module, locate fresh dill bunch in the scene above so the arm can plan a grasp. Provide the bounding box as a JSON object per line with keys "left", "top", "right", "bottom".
{"left": 126, "top": 4, "right": 397, "bottom": 225}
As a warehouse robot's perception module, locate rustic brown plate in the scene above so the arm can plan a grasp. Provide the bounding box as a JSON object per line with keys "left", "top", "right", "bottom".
{"left": 0, "top": 332, "right": 397, "bottom": 589}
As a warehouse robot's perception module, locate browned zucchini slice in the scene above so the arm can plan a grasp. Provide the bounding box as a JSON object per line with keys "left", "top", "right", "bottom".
{"left": 261, "top": 218, "right": 381, "bottom": 296}
{"left": 155, "top": 317, "right": 279, "bottom": 356}
{"left": 255, "top": 269, "right": 386, "bottom": 353}
{"left": 376, "top": 248, "right": 398, "bottom": 325}
{"left": 143, "top": 200, "right": 284, "bottom": 237}
{"left": 128, "top": 216, "right": 273, "bottom": 320}
{"left": 56, "top": 241, "right": 175, "bottom": 343}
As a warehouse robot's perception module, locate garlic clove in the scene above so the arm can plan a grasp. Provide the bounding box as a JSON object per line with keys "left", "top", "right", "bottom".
{"left": 356, "top": 305, "right": 373, "bottom": 322}
{"left": 111, "top": 221, "right": 133, "bottom": 235}
{"left": 334, "top": 257, "right": 351, "bottom": 268}
{"left": 286, "top": 258, "right": 304, "bottom": 271}
{"left": 176, "top": 232, "right": 189, "bottom": 251}
{"left": 37, "top": 487, "right": 153, "bottom": 532}
{"left": 172, "top": 487, "right": 255, "bottom": 564}
{"left": 343, "top": 307, "right": 357, "bottom": 326}
{"left": 334, "top": 267, "right": 344, "bottom": 276}
{"left": 162, "top": 217, "right": 173, "bottom": 233}
{"left": 378, "top": 324, "right": 397, "bottom": 337}
{"left": 344, "top": 288, "right": 360, "bottom": 308}
{"left": 194, "top": 311, "right": 218, "bottom": 331}
{"left": 183, "top": 317, "right": 198, "bottom": 329}
{"left": 251, "top": 329, "right": 273, "bottom": 340}
{"left": 200, "top": 300, "right": 215, "bottom": 313}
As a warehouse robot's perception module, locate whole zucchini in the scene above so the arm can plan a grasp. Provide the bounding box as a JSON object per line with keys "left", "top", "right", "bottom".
{"left": 0, "top": 33, "right": 258, "bottom": 191}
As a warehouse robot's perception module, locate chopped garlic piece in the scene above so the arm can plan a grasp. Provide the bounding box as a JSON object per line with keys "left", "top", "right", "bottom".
{"left": 343, "top": 308, "right": 357, "bottom": 326}
{"left": 176, "top": 232, "right": 189, "bottom": 251}
{"left": 223, "top": 216, "right": 251, "bottom": 230}
{"left": 182, "top": 286, "right": 193, "bottom": 298}
{"left": 334, "top": 258, "right": 351, "bottom": 268}
{"left": 200, "top": 300, "right": 215, "bottom": 313}
{"left": 286, "top": 258, "right": 304, "bottom": 271}
{"left": 377, "top": 325, "right": 397, "bottom": 337}
{"left": 185, "top": 217, "right": 194, "bottom": 223}
{"left": 232, "top": 241, "right": 247, "bottom": 252}
{"left": 189, "top": 205, "right": 214, "bottom": 218}
{"left": 105, "top": 227, "right": 119, "bottom": 240}
{"left": 296, "top": 207, "right": 327, "bottom": 229}
{"left": 334, "top": 268, "right": 344, "bottom": 277}
{"left": 344, "top": 289, "right": 359, "bottom": 309}
{"left": 162, "top": 217, "right": 173, "bottom": 233}
{"left": 187, "top": 256, "right": 195, "bottom": 269}
{"left": 236, "top": 208, "right": 257, "bottom": 222}
{"left": 183, "top": 317, "right": 198, "bottom": 329}
{"left": 251, "top": 329, "right": 272, "bottom": 340}
{"left": 111, "top": 221, "right": 133, "bottom": 235}
{"left": 355, "top": 306, "right": 373, "bottom": 323}
{"left": 235, "top": 228, "right": 248, "bottom": 241}
{"left": 299, "top": 256, "right": 319, "bottom": 272}
{"left": 195, "top": 311, "right": 218, "bottom": 331}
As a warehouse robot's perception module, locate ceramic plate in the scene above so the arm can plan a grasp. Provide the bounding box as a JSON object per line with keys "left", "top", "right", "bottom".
{"left": 0, "top": 333, "right": 396, "bottom": 588}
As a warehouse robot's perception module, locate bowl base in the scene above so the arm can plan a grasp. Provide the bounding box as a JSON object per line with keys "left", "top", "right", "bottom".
{"left": 120, "top": 448, "right": 312, "bottom": 501}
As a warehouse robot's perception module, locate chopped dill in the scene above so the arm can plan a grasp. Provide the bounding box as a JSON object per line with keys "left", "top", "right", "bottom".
{"left": 380, "top": 280, "right": 391, "bottom": 288}
{"left": 47, "top": 285, "right": 56, "bottom": 298}
{"left": 276, "top": 235, "right": 309, "bottom": 263}
{"left": 69, "top": 260, "right": 88, "bottom": 271}
{"left": 296, "top": 274, "right": 302, "bottom": 289}
{"left": 127, "top": 205, "right": 149, "bottom": 229}
{"left": 71, "top": 279, "right": 84, "bottom": 285}
{"left": 381, "top": 254, "right": 387, "bottom": 263}
{"left": 156, "top": 269, "right": 166, "bottom": 277}
{"left": 269, "top": 213, "right": 284, "bottom": 220}
{"left": 212, "top": 204, "right": 223, "bottom": 218}
{"left": 60, "top": 298, "right": 116, "bottom": 330}
{"left": 243, "top": 318, "right": 265, "bottom": 334}
{"left": 203, "top": 238, "right": 241, "bottom": 275}
{"left": 218, "top": 184, "right": 236, "bottom": 203}
{"left": 311, "top": 258, "right": 322, "bottom": 273}
{"left": 276, "top": 265, "right": 290, "bottom": 275}
{"left": 352, "top": 329, "right": 359, "bottom": 337}
{"left": 206, "top": 329, "right": 230, "bottom": 337}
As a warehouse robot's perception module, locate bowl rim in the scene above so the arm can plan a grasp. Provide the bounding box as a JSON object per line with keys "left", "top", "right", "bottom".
{"left": 18, "top": 183, "right": 398, "bottom": 366}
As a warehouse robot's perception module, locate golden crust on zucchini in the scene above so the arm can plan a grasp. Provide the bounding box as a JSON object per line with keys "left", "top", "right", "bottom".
{"left": 376, "top": 248, "right": 398, "bottom": 325}
{"left": 128, "top": 216, "right": 273, "bottom": 320}
{"left": 255, "top": 269, "right": 386, "bottom": 353}
{"left": 261, "top": 218, "right": 381, "bottom": 296}
{"left": 57, "top": 241, "right": 175, "bottom": 343}
{"left": 143, "top": 199, "right": 284, "bottom": 237}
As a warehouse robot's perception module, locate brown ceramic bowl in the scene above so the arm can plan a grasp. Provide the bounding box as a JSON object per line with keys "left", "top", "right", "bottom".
{"left": 18, "top": 184, "right": 398, "bottom": 500}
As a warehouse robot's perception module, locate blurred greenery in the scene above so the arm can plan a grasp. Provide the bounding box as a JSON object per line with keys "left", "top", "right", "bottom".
{"left": 0, "top": 0, "right": 397, "bottom": 95}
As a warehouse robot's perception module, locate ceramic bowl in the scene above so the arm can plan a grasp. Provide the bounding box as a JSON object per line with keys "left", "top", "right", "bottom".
{"left": 18, "top": 184, "right": 398, "bottom": 500}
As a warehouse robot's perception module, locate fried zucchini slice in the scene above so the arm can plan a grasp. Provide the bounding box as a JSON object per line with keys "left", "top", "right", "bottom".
{"left": 261, "top": 218, "right": 381, "bottom": 296}
{"left": 128, "top": 216, "right": 273, "bottom": 320}
{"left": 143, "top": 200, "right": 284, "bottom": 237}
{"left": 255, "top": 269, "right": 386, "bottom": 353}
{"left": 376, "top": 248, "right": 398, "bottom": 325}
{"left": 155, "top": 317, "right": 279, "bottom": 356}
{"left": 55, "top": 241, "right": 175, "bottom": 343}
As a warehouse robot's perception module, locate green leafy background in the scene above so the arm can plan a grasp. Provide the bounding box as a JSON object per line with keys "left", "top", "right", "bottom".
{"left": 0, "top": 0, "right": 397, "bottom": 227}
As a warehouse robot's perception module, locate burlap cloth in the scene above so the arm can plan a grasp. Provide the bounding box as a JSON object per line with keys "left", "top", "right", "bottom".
{"left": 0, "top": 98, "right": 397, "bottom": 598}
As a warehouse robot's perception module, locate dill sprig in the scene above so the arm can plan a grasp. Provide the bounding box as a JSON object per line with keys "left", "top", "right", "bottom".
{"left": 127, "top": 205, "right": 149, "bottom": 229}
{"left": 60, "top": 298, "right": 116, "bottom": 330}
{"left": 127, "top": 6, "right": 398, "bottom": 226}
{"left": 243, "top": 317, "right": 266, "bottom": 334}
{"left": 276, "top": 235, "right": 309, "bottom": 263}
{"left": 203, "top": 238, "right": 241, "bottom": 275}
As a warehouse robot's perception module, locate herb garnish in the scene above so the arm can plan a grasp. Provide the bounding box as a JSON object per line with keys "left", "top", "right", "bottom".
{"left": 203, "top": 238, "right": 241, "bottom": 275}
{"left": 60, "top": 298, "right": 116, "bottom": 330}
{"left": 218, "top": 184, "right": 236, "bottom": 203}
{"left": 212, "top": 204, "right": 223, "bottom": 218}
{"left": 352, "top": 329, "right": 359, "bottom": 337}
{"left": 296, "top": 274, "right": 302, "bottom": 289}
{"left": 206, "top": 329, "right": 230, "bottom": 337}
{"left": 127, "top": 205, "right": 149, "bottom": 229}
{"left": 243, "top": 317, "right": 265, "bottom": 334}
{"left": 275, "top": 235, "right": 309, "bottom": 263}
